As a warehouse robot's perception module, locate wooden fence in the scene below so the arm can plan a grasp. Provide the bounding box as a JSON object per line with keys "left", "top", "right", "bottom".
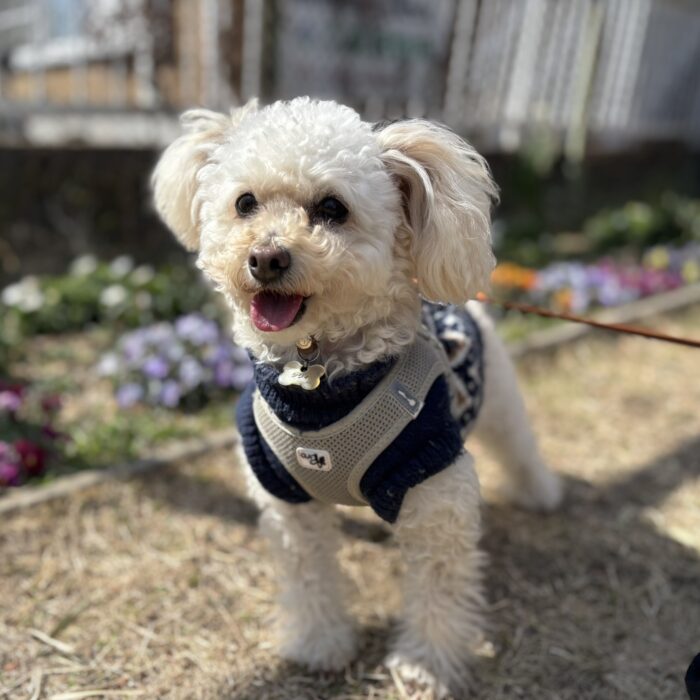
{"left": 0, "top": 0, "right": 698, "bottom": 152}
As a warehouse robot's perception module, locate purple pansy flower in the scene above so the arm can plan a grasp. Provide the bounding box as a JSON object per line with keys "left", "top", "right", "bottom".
{"left": 116, "top": 383, "right": 145, "bottom": 408}
{"left": 175, "top": 314, "right": 219, "bottom": 345}
{"left": 230, "top": 364, "right": 254, "bottom": 390}
{"left": 214, "top": 360, "right": 235, "bottom": 388}
{"left": 122, "top": 333, "right": 147, "bottom": 364}
{"left": 142, "top": 355, "right": 170, "bottom": 380}
{"left": 106, "top": 313, "right": 253, "bottom": 410}
{"left": 159, "top": 380, "right": 181, "bottom": 408}
{"left": 179, "top": 356, "right": 205, "bottom": 388}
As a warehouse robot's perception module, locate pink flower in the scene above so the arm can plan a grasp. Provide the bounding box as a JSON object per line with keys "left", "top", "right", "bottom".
{"left": 0, "top": 390, "right": 22, "bottom": 413}
{"left": 13, "top": 439, "right": 47, "bottom": 476}
{"left": 0, "top": 461, "right": 22, "bottom": 487}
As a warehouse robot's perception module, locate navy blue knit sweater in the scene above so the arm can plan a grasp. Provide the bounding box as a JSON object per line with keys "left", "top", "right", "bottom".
{"left": 236, "top": 302, "right": 484, "bottom": 523}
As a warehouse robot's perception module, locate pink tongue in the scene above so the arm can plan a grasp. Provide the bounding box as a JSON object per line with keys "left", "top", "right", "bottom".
{"left": 250, "top": 293, "right": 304, "bottom": 332}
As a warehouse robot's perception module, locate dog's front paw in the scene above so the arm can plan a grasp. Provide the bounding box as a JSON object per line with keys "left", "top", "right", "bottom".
{"left": 385, "top": 653, "right": 455, "bottom": 699}
{"left": 279, "top": 621, "right": 357, "bottom": 672}
{"left": 502, "top": 466, "right": 563, "bottom": 512}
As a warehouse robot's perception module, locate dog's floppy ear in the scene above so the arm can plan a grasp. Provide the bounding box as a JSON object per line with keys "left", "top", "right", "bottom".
{"left": 152, "top": 100, "right": 258, "bottom": 250}
{"left": 376, "top": 120, "right": 498, "bottom": 303}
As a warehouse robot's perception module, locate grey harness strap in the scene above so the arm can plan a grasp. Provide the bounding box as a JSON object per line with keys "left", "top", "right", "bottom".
{"left": 252, "top": 331, "right": 449, "bottom": 506}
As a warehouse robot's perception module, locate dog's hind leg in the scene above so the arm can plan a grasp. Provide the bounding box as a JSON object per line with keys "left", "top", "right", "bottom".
{"left": 241, "top": 452, "right": 357, "bottom": 671}
{"left": 387, "top": 456, "right": 485, "bottom": 697}
{"left": 469, "top": 302, "right": 563, "bottom": 511}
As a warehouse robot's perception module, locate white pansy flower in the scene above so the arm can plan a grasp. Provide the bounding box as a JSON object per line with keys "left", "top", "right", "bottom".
{"left": 70, "top": 254, "right": 99, "bottom": 276}
{"left": 1, "top": 282, "right": 23, "bottom": 307}
{"left": 131, "top": 265, "right": 155, "bottom": 285}
{"left": 96, "top": 352, "right": 121, "bottom": 376}
{"left": 20, "top": 290, "right": 44, "bottom": 312}
{"left": 109, "top": 256, "right": 134, "bottom": 277}
{"left": 2, "top": 276, "right": 44, "bottom": 312}
{"left": 100, "top": 284, "right": 128, "bottom": 307}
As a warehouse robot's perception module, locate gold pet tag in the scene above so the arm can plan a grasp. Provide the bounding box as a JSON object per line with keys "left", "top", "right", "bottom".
{"left": 279, "top": 361, "right": 326, "bottom": 391}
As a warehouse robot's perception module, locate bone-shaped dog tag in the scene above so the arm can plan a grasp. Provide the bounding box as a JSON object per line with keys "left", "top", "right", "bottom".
{"left": 279, "top": 361, "right": 326, "bottom": 390}
{"left": 390, "top": 380, "right": 424, "bottom": 418}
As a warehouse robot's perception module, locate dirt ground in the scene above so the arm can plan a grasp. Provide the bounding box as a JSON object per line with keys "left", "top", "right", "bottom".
{"left": 2, "top": 308, "right": 700, "bottom": 700}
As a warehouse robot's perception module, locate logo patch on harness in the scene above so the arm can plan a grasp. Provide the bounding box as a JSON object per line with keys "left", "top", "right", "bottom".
{"left": 391, "top": 381, "right": 424, "bottom": 419}
{"left": 296, "top": 447, "right": 332, "bottom": 471}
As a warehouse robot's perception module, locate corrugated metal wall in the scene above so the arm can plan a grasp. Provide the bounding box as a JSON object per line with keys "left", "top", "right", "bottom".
{"left": 444, "top": 0, "right": 700, "bottom": 151}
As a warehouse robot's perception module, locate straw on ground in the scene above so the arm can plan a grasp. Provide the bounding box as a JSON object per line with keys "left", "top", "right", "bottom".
{"left": 2, "top": 308, "right": 699, "bottom": 699}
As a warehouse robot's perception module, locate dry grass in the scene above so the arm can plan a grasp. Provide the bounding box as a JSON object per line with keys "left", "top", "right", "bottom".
{"left": 2, "top": 308, "right": 700, "bottom": 700}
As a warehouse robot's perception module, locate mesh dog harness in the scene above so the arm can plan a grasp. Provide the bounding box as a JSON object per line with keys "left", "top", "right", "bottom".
{"left": 251, "top": 330, "right": 447, "bottom": 506}
{"left": 236, "top": 302, "right": 485, "bottom": 522}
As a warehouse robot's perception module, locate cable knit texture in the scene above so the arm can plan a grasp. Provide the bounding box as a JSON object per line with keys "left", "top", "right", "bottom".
{"left": 236, "top": 302, "right": 484, "bottom": 522}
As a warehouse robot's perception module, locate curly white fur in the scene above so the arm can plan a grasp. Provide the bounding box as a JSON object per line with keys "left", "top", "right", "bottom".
{"left": 153, "top": 97, "right": 562, "bottom": 696}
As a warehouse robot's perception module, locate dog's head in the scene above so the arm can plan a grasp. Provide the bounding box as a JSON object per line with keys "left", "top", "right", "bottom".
{"left": 153, "top": 98, "right": 496, "bottom": 367}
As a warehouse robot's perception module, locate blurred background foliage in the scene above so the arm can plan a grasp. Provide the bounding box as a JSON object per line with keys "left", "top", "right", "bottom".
{"left": 1, "top": 257, "right": 217, "bottom": 340}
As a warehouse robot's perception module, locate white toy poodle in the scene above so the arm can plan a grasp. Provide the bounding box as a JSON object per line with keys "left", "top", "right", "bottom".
{"left": 152, "top": 97, "right": 562, "bottom": 696}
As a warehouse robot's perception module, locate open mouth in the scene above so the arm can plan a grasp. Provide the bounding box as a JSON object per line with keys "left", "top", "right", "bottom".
{"left": 250, "top": 292, "right": 308, "bottom": 332}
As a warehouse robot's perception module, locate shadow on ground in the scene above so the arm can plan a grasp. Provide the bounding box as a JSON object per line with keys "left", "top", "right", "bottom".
{"left": 137, "top": 462, "right": 393, "bottom": 544}
{"left": 192, "top": 433, "right": 700, "bottom": 700}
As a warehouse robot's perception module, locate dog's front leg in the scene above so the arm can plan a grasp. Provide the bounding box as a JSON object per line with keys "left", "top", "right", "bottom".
{"left": 387, "top": 452, "right": 485, "bottom": 696}
{"left": 242, "top": 458, "right": 357, "bottom": 671}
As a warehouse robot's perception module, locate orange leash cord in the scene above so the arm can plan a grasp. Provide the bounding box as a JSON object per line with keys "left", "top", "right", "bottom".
{"left": 475, "top": 293, "right": 700, "bottom": 350}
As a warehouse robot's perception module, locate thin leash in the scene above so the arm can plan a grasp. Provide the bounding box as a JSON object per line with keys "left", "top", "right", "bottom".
{"left": 476, "top": 292, "right": 700, "bottom": 349}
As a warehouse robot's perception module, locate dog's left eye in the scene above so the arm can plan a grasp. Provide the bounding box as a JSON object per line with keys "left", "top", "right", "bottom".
{"left": 314, "top": 197, "right": 348, "bottom": 224}
{"left": 236, "top": 193, "right": 258, "bottom": 217}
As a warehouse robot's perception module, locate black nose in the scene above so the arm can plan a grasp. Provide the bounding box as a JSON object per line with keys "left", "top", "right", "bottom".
{"left": 248, "top": 245, "right": 291, "bottom": 283}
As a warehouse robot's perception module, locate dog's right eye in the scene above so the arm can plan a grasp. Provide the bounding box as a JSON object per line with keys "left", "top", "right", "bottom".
{"left": 236, "top": 193, "right": 258, "bottom": 217}
{"left": 314, "top": 196, "right": 349, "bottom": 225}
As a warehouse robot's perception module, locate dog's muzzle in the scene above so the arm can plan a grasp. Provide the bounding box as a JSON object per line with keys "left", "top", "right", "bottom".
{"left": 248, "top": 245, "right": 291, "bottom": 283}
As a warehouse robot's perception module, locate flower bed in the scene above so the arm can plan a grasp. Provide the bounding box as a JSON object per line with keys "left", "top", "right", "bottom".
{"left": 99, "top": 314, "right": 253, "bottom": 410}
{"left": 1, "top": 326, "right": 239, "bottom": 492}
{"left": 0, "top": 255, "right": 220, "bottom": 365}
{"left": 0, "top": 382, "right": 63, "bottom": 486}
{"left": 493, "top": 242, "right": 700, "bottom": 314}
{"left": 0, "top": 258, "right": 244, "bottom": 492}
